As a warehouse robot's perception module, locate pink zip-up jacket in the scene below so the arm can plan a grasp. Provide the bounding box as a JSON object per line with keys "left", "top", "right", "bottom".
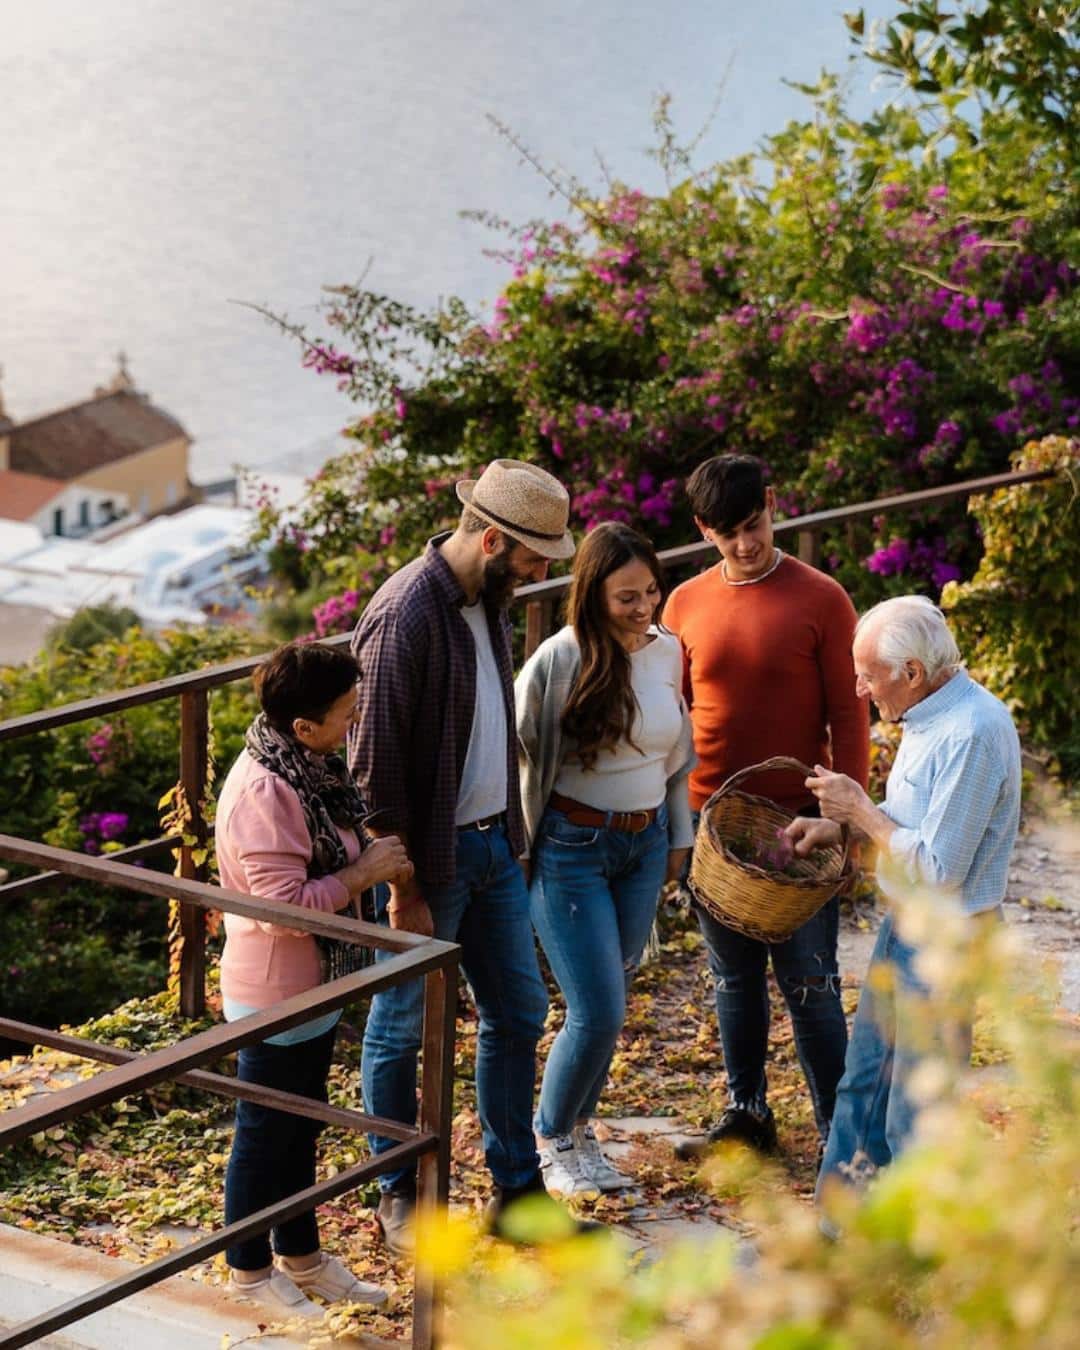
{"left": 217, "top": 749, "right": 360, "bottom": 1009}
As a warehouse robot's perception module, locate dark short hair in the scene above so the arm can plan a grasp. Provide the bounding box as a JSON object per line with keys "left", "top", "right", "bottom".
{"left": 254, "top": 641, "right": 359, "bottom": 735}
{"left": 685, "top": 454, "right": 766, "bottom": 533}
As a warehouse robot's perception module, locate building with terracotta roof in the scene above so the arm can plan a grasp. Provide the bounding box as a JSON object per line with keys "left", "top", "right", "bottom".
{"left": 0, "top": 468, "right": 128, "bottom": 537}
{"left": 0, "top": 357, "right": 195, "bottom": 535}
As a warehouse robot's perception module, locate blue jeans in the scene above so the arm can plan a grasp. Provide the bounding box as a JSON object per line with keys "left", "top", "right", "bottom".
{"left": 691, "top": 799, "right": 847, "bottom": 1138}
{"left": 816, "top": 909, "right": 986, "bottom": 1201}
{"left": 531, "top": 804, "right": 669, "bottom": 1138}
{"left": 224, "top": 1025, "right": 336, "bottom": 1270}
{"left": 361, "top": 822, "right": 548, "bottom": 1193}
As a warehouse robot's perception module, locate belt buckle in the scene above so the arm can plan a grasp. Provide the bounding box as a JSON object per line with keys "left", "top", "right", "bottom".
{"left": 628, "top": 809, "right": 650, "bottom": 833}
{"left": 475, "top": 814, "right": 496, "bottom": 832}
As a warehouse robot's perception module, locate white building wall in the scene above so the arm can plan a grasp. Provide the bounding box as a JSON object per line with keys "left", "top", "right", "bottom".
{"left": 31, "top": 484, "right": 130, "bottom": 537}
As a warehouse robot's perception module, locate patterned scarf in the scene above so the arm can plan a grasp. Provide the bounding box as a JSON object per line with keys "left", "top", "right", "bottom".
{"left": 244, "top": 713, "right": 374, "bottom": 975}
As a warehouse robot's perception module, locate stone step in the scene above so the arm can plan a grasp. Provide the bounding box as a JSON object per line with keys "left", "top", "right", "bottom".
{"left": 0, "top": 1224, "right": 393, "bottom": 1349}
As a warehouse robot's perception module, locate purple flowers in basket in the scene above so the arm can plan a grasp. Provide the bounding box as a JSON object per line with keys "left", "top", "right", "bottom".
{"left": 726, "top": 827, "right": 801, "bottom": 877}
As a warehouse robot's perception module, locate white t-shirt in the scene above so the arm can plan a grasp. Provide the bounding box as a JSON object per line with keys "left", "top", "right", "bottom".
{"left": 554, "top": 629, "right": 685, "bottom": 812}
{"left": 455, "top": 599, "right": 509, "bottom": 825}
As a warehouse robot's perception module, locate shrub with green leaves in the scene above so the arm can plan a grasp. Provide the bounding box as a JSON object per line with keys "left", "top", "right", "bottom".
{"left": 426, "top": 887, "right": 1080, "bottom": 1349}
{"left": 0, "top": 624, "right": 261, "bottom": 1028}
{"left": 941, "top": 435, "right": 1080, "bottom": 777}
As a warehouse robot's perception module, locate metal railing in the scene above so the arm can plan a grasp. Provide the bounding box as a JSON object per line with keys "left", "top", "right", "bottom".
{"left": 0, "top": 839, "right": 457, "bottom": 1349}
{"left": 0, "top": 462, "right": 1053, "bottom": 1347}
{"left": 516, "top": 467, "right": 1053, "bottom": 657}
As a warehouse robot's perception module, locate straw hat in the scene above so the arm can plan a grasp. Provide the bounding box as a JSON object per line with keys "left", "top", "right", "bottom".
{"left": 456, "top": 459, "right": 576, "bottom": 560}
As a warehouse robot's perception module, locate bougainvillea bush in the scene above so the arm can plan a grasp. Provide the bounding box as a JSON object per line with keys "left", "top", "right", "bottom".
{"left": 252, "top": 3, "right": 1078, "bottom": 619}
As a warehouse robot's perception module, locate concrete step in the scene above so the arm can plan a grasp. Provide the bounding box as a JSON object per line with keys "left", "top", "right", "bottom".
{"left": 0, "top": 1224, "right": 393, "bottom": 1349}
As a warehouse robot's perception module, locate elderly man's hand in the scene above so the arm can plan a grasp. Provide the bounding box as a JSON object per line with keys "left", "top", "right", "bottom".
{"left": 783, "top": 815, "right": 842, "bottom": 857}
{"left": 804, "top": 764, "right": 872, "bottom": 826}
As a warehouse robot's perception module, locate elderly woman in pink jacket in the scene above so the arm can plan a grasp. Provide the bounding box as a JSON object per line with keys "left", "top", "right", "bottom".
{"left": 216, "top": 641, "right": 411, "bottom": 1316}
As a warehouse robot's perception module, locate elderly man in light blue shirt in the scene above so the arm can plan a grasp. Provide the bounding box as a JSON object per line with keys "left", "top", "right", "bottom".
{"left": 784, "top": 595, "right": 1021, "bottom": 1199}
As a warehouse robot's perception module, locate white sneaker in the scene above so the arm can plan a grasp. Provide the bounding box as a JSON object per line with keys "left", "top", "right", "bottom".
{"left": 538, "top": 1134, "right": 600, "bottom": 1197}
{"left": 572, "top": 1123, "right": 634, "bottom": 1192}
{"left": 230, "top": 1268, "right": 324, "bottom": 1318}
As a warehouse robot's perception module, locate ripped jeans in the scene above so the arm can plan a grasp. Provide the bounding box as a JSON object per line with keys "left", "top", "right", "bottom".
{"left": 531, "top": 803, "right": 669, "bottom": 1138}
{"left": 695, "top": 885, "right": 847, "bottom": 1139}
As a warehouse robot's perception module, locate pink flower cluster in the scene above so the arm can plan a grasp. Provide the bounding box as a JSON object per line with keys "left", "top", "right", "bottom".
{"left": 865, "top": 359, "right": 936, "bottom": 440}
{"left": 86, "top": 724, "right": 115, "bottom": 767}
{"left": 865, "top": 536, "right": 962, "bottom": 590}
{"left": 312, "top": 589, "right": 363, "bottom": 638}
{"left": 573, "top": 467, "right": 679, "bottom": 532}
{"left": 80, "top": 811, "right": 129, "bottom": 855}
{"left": 301, "top": 343, "right": 357, "bottom": 390}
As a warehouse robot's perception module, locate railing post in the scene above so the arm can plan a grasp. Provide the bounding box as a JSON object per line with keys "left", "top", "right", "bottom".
{"left": 178, "top": 689, "right": 209, "bottom": 1018}
{"left": 797, "top": 527, "right": 823, "bottom": 571}
{"left": 524, "top": 597, "right": 553, "bottom": 661}
{"left": 412, "top": 964, "right": 458, "bottom": 1350}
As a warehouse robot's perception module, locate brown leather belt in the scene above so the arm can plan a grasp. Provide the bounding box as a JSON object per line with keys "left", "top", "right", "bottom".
{"left": 548, "top": 792, "right": 657, "bottom": 834}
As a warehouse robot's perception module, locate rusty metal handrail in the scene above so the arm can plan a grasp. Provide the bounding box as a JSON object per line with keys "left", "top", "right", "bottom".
{"left": 0, "top": 467, "right": 1051, "bottom": 743}
{"left": 513, "top": 464, "right": 1054, "bottom": 611}
{"left": 0, "top": 837, "right": 458, "bottom": 1350}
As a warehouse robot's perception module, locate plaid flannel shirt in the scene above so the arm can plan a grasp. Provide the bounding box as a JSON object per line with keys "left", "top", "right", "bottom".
{"left": 347, "top": 534, "right": 524, "bottom": 886}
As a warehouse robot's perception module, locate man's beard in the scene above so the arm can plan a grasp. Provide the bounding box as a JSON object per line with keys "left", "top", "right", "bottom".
{"left": 480, "top": 547, "right": 519, "bottom": 608}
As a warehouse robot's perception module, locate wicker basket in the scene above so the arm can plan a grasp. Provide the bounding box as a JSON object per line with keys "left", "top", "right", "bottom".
{"left": 688, "top": 756, "right": 851, "bottom": 944}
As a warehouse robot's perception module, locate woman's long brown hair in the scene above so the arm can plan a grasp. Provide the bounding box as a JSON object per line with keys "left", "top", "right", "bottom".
{"left": 561, "top": 521, "right": 666, "bottom": 770}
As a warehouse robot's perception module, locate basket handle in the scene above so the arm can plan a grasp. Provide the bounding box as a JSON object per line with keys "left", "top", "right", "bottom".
{"left": 713, "top": 755, "right": 853, "bottom": 876}
{"left": 715, "top": 755, "right": 815, "bottom": 798}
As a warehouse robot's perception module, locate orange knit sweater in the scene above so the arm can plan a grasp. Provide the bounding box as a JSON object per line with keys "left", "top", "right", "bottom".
{"left": 662, "top": 555, "right": 869, "bottom": 811}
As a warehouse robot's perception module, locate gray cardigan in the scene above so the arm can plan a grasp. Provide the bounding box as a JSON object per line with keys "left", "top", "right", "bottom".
{"left": 514, "top": 625, "right": 696, "bottom": 855}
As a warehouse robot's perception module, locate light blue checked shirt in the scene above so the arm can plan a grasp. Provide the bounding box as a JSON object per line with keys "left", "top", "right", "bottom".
{"left": 880, "top": 670, "right": 1021, "bottom": 914}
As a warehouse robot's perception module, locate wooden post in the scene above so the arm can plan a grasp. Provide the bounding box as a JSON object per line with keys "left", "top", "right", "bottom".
{"left": 412, "top": 965, "right": 458, "bottom": 1350}
{"left": 524, "top": 597, "right": 553, "bottom": 661}
{"left": 797, "top": 528, "right": 823, "bottom": 571}
{"left": 178, "top": 689, "right": 209, "bottom": 1018}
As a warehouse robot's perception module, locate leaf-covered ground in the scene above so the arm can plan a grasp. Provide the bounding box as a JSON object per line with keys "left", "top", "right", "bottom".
{"left": 0, "top": 900, "right": 863, "bottom": 1341}
{"left": 4, "top": 853, "right": 1076, "bottom": 1344}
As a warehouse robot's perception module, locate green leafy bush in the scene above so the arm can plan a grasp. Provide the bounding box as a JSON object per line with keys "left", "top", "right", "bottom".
{"left": 941, "top": 435, "right": 1080, "bottom": 777}
{"left": 0, "top": 624, "right": 262, "bottom": 1029}
{"left": 45, "top": 603, "right": 141, "bottom": 653}
{"left": 426, "top": 888, "right": 1080, "bottom": 1349}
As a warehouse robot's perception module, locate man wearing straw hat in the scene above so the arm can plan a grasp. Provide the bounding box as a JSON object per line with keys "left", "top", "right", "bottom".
{"left": 785, "top": 595, "right": 1020, "bottom": 1200}
{"left": 664, "top": 453, "right": 869, "bottom": 1163}
{"left": 348, "top": 459, "right": 579, "bottom": 1254}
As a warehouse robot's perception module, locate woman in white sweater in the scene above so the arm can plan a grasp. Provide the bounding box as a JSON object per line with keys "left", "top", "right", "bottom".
{"left": 516, "top": 522, "right": 694, "bottom": 1196}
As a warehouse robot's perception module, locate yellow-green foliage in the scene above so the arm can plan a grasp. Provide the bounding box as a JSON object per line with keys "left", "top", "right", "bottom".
{"left": 427, "top": 891, "right": 1079, "bottom": 1349}
{"left": 942, "top": 436, "right": 1080, "bottom": 778}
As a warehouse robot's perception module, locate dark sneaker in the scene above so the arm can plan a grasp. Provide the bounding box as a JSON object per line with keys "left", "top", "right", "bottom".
{"left": 375, "top": 1189, "right": 416, "bottom": 1258}
{"left": 485, "top": 1170, "right": 605, "bottom": 1245}
{"left": 674, "top": 1105, "right": 778, "bottom": 1161}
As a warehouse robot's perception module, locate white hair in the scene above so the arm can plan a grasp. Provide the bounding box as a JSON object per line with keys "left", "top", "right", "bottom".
{"left": 856, "top": 595, "right": 962, "bottom": 682}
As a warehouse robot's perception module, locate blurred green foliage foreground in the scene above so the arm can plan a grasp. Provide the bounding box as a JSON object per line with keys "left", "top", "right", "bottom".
{"left": 422, "top": 887, "right": 1079, "bottom": 1350}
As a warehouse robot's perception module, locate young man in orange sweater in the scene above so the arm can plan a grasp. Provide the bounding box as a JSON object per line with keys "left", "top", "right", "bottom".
{"left": 664, "top": 454, "right": 869, "bottom": 1159}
